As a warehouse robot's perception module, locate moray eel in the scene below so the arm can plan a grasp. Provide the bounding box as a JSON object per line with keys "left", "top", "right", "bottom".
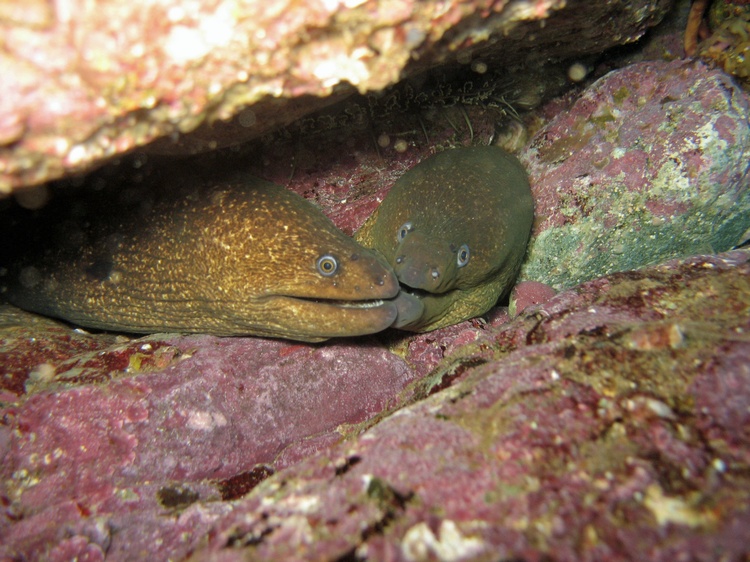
{"left": 2, "top": 172, "right": 400, "bottom": 342}
{"left": 356, "top": 145, "right": 534, "bottom": 331}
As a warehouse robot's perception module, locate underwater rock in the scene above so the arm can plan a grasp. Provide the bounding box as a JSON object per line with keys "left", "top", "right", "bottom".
{"left": 0, "top": 328, "right": 419, "bottom": 560}
{"left": 508, "top": 280, "right": 557, "bottom": 318}
{"left": 2, "top": 248, "right": 748, "bottom": 561}
{"left": 0, "top": 0, "right": 673, "bottom": 193}
{"left": 519, "top": 58, "right": 750, "bottom": 289}
{"left": 182, "top": 249, "right": 750, "bottom": 561}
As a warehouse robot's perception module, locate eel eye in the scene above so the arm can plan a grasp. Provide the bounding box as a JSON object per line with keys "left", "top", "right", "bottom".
{"left": 397, "top": 221, "right": 413, "bottom": 242}
{"left": 457, "top": 244, "right": 470, "bottom": 268}
{"left": 316, "top": 254, "right": 339, "bottom": 277}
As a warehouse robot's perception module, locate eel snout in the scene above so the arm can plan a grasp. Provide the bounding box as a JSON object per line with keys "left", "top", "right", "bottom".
{"left": 349, "top": 251, "right": 401, "bottom": 299}
{"left": 393, "top": 231, "right": 458, "bottom": 294}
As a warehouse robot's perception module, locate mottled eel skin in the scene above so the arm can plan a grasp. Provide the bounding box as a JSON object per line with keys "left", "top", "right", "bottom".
{"left": 356, "top": 145, "right": 534, "bottom": 331}
{"left": 2, "top": 173, "right": 400, "bottom": 342}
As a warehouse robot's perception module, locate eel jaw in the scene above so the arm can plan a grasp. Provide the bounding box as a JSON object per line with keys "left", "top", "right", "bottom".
{"left": 389, "top": 291, "right": 425, "bottom": 328}
{"left": 256, "top": 294, "right": 400, "bottom": 340}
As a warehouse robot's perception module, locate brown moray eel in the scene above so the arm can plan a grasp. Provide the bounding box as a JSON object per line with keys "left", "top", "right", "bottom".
{"left": 356, "top": 145, "right": 534, "bottom": 331}
{"left": 1, "top": 173, "right": 400, "bottom": 342}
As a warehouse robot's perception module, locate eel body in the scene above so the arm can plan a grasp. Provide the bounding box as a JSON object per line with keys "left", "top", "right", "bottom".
{"left": 356, "top": 145, "right": 534, "bottom": 331}
{"left": 2, "top": 173, "right": 401, "bottom": 342}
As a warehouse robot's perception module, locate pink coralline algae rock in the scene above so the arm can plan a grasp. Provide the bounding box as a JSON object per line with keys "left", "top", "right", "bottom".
{"left": 185, "top": 249, "right": 750, "bottom": 562}
{"left": 0, "top": 0, "right": 674, "bottom": 193}
{"left": 2, "top": 247, "right": 748, "bottom": 561}
{"left": 519, "top": 58, "right": 750, "bottom": 289}
{"left": 0, "top": 331, "right": 419, "bottom": 561}
{"left": 508, "top": 280, "right": 557, "bottom": 318}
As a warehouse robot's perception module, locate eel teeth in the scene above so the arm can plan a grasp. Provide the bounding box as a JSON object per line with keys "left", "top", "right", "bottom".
{"left": 302, "top": 298, "right": 387, "bottom": 309}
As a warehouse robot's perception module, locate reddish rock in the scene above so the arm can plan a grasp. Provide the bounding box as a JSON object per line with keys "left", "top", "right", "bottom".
{"left": 185, "top": 249, "right": 750, "bottom": 562}
{"left": 3, "top": 243, "right": 748, "bottom": 561}
{"left": 508, "top": 280, "right": 557, "bottom": 318}
{"left": 0, "top": 307, "right": 122, "bottom": 397}
{"left": 0, "top": 330, "right": 419, "bottom": 561}
{"left": 0, "top": 0, "right": 673, "bottom": 192}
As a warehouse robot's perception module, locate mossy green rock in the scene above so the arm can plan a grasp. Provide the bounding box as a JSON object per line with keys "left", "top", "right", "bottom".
{"left": 520, "top": 59, "right": 750, "bottom": 289}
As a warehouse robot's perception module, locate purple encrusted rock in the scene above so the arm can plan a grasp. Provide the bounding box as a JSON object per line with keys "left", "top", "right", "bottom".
{"left": 184, "top": 249, "right": 750, "bottom": 562}
{"left": 0, "top": 0, "right": 673, "bottom": 193}
{"left": 508, "top": 280, "right": 557, "bottom": 318}
{"left": 0, "top": 331, "right": 419, "bottom": 561}
{"left": 2, "top": 245, "right": 749, "bottom": 560}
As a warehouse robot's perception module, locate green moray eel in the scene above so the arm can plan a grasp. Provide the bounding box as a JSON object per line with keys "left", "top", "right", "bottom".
{"left": 356, "top": 145, "right": 534, "bottom": 331}
{"left": 1, "top": 173, "right": 401, "bottom": 342}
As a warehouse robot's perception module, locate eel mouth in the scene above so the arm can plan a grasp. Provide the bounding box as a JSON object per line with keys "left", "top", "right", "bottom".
{"left": 266, "top": 294, "right": 400, "bottom": 338}
{"left": 398, "top": 287, "right": 431, "bottom": 298}
{"left": 300, "top": 297, "right": 390, "bottom": 309}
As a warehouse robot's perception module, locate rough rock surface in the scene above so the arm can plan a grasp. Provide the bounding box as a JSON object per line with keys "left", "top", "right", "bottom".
{"left": 0, "top": 324, "right": 419, "bottom": 561}
{"left": 2, "top": 2, "right": 750, "bottom": 560}
{"left": 508, "top": 280, "right": 557, "bottom": 318}
{"left": 519, "top": 58, "right": 750, "bottom": 289}
{"left": 0, "top": 0, "right": 673, "bottom": 192}
{"left": 2, "top": 249, "right": 747, "bottom": 561}
{"left": 185, "top": 249, "right": 750, "bottom": 562}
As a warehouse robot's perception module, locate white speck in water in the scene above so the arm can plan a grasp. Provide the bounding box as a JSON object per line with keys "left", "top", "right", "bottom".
{"left": 393, "top": 139, "right": 408, "bottom": 153}
{"left": 471, "top": 60, "right": 488, "bottom": 74}
{"left": 456, "top": 50, "right": 472, "bottom": 65}
{"left": 567, "top": 62, "right": 589, "bottom": 82}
